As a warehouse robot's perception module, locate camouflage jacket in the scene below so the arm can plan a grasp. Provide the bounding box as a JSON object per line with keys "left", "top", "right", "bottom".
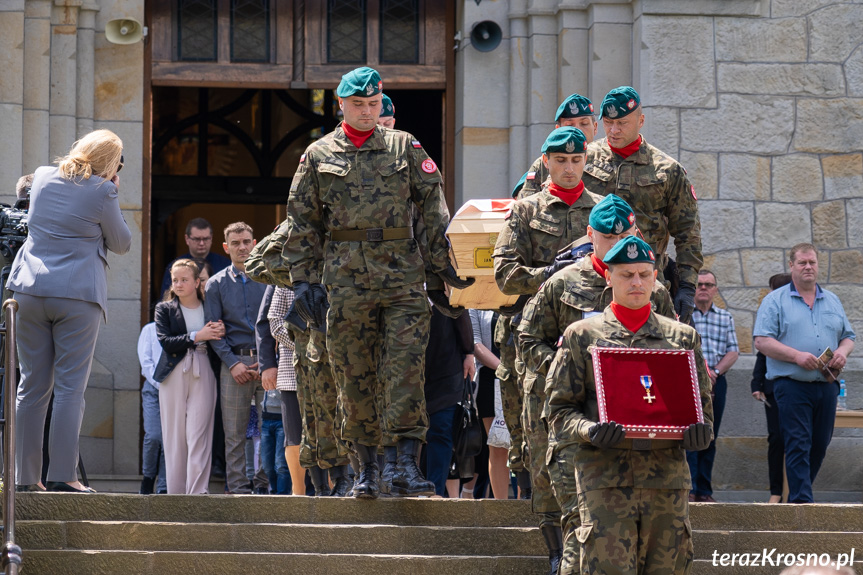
{"left": 544, "top": 307, "right": 713, "bottom": 492}
{"left": 245, "top": 219, "right": 293, "bottom": 287}
{"left": 493, "top": 186, "right": 602, "bottom": 296}
{"left": 518, "top": 254, "right": 675, "bottom": 397}
{"left": 582, "top": 137, "right": 703, "bottom": 286}
{"left": 283, "top": 124, "right": 450, "bottom": 289}
{"left": 517, "top": 155, "right": 549, "bottom": 199}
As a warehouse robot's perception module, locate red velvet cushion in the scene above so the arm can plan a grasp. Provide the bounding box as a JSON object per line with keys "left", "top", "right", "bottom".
{"left": 592, "top": 347, "right": 704, "bottom": 439}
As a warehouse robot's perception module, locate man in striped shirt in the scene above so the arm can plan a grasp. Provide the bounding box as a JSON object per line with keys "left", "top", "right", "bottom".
{"left": 688, "top": 269, "right": 739, "bottom": 502}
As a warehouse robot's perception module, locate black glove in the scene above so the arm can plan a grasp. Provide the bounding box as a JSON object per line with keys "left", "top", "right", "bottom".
{"left": 674, "top": 280, "right": 696, "bottom": 324}
{"left": 681, "top": 423, "right": 713, "bottom": 451}
{"left": 497, "top": 294, "right": 530, "bottom": 317}
{"left": 293, "top": 281, "right": 329, "bottom": 329}
{"left": 587, "top": 422, "right": 626, "bottom": 449}
{"left": 438, "top": 263, "right": 475, "bottom": 290}
{"left": 427, "top": 289, "right": 465, "bottom": 319}
{"left": 545, "top": 253, "right": 580, "bottom": 279}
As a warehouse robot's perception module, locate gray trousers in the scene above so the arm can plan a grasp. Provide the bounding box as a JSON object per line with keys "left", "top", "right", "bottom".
{"left": 220, "top": 356, "right": 267, "bottom": 493}
{"left": 14, "top": 293, "right": 102, "bottom": 485}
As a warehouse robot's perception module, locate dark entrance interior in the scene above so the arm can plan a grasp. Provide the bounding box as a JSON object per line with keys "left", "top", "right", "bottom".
{"left": 149, "top": 86, "right": 443, "bottom": 304}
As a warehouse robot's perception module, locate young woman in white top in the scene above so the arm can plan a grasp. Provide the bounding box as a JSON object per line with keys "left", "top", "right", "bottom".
{"left": 154, "top": 259, "right": 224, "bottom": 494}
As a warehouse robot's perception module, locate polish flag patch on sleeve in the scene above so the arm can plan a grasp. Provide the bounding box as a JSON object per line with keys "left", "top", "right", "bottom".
{"left": 412, "top": 140, "right": 422, "bottom": 148}
{"left": 691, "top": 185, "right": 697, "bottom": 200}
{"left": 421, "top": 158, "right": 437, "bottom": 173}
{"left": 299, "top": 153, "right": 306, "bottom": 163}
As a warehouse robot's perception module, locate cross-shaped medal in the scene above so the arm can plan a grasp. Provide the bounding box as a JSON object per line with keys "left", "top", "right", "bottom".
{"left": 640, "top": 375, "right": 655, "bottom": 404}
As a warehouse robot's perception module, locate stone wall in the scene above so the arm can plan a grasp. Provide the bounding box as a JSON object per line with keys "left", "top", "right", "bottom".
{"left": 0, "top": 0, "right": 144, "bottom": 477}
{"left": 455, "top": 0, "right": 863, "bottom": 353}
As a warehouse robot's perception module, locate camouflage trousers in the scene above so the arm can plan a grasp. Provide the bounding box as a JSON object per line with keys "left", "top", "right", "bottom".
{"left": 495, "top": 320, "right": 525, "bottom": 472}
{"left": 546, "top": 445, "right": 581, "bottom": 574}
{"left": 570, "top": 487, "right": 693, "bottom": 575}
{"left": 292, "top": 328, "right": 350, "bottom": 469}
{"left": 327, "top": 284, "right": 430, "bottom": 445}
{"left": 522, "top": 385, "right": 561, "bottom": 524}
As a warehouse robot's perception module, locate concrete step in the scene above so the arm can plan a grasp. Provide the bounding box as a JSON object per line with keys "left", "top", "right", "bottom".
{"left": 16, "top": 493, "right": 863, "bottom": 531}
{"left": 17, "top": 520, "right": 543, "bottom": 556}
{"left": 20, "top": 550, "right": 548, "bottom": 575}
{"left": 15, "top": 493, "right": 537, "bottom": 527}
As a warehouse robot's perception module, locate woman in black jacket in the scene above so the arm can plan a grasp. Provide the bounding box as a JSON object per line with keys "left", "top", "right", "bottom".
{"left": 155, "top": 259, "right": 224, "bottom": 494}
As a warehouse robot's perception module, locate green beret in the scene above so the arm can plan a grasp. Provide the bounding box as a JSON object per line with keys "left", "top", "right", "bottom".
{"left": 599, "top": 86, "right": 641, "bottom": 120}
{"left": 541, "top": 127, "right": 588, "bottom": 155}
{"left": 380, "top": 94, "right": 395, "bottom": 117}
{"left": 555, "top": 94, "right": 595, "bottom": 121}
{"left": 603, "top": 235, "right": 656, "bottom": 265}
{"left": 336, "top": 67, "right": 383, "bottom": 98}
{"left": 589, "top": 195, "right": 636, "bottom": 235}
{"left": 512, "top": 171, "right": 528, "bottom": 198}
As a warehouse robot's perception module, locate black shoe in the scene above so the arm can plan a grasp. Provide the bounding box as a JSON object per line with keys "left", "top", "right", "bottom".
{"left": 540, "top": 524, "right": 563, "bottom": 575}
{"left": 15, "top": 484, "right": 46, "bottom": 493}
{"left": 517, "top": 469, "right": 532, "bottom": 500}
{"left": 391, "top": 439, "right": 435, "bottom": 497}
{"left": 309, "top": 466, "right": 332, "bottom": 497}
{"left": 46, "top": 481, "right": 96, "bottom": 493}
{"left": 329, "top": 466, "right": 351, "bottom": 497}
{"left": 139, "top": 476, "right": 155, "bottom": 495}
{"left": 352, "top": 444, "right": 380, "bottom": 499}
{"left": 379, "top": 446, "right": 397, "bottom": 495}
{"left": 253, "top": 487, "right": 268, "bottom": 495}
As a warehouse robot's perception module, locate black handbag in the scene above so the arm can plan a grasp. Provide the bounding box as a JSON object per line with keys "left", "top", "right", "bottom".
{"left": 452, "top": 377, "right": 483, "bottom": 479}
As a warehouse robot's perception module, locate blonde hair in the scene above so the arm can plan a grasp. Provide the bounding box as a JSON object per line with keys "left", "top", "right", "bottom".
{"left": 163, "top": 259, "right": 205, "bottom": 303}
{"left": 56, "top": 129, "right": 123, "bottom": 181}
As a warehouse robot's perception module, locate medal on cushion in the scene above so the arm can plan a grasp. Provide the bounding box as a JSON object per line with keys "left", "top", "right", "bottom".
{"left": 640, "top": 375, "right": 655, "bottom": 404}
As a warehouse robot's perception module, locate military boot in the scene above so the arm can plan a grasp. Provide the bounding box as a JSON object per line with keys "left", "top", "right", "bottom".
{"left": 379, "top": 446, "right": 398, "bottom": 495}
{"left": 539, "top": 524, "right": 563, "bottom": 575}
{"left": 391, "top": 438, "right": 435, "bottom": 497}
{"left": 353, "top": 444, "right": 380, "bottom": 499}
{"left": 309, "top": 466, "right": 332, "bottom": 497}
{"left": 329, "top": 465, "right": 352, "bottom": 497}
{"left": 346, "top": 453, "right": 360, "bottom": 497}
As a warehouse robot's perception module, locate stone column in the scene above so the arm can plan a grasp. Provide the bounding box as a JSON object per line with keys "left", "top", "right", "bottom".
{"left": 0, "top": 1, "right": 25, "bottom": 201}
{"left": 587, "top": 4, "right": 632, "bottom": 110}
{"left": 23, "top": 0, "right": 52, "bottom": 174}
{"left": 557, "top": 6, "right": 590, "bottom": 103}
{"left": 50, "top": 0, "right": 80, "bottom": 162}
{"left": 76, "top": 2, "right": 99, "bottom": 138}
{"left": 507, "top": 2, "right": 529, "bottom": 186}
{"left": 526, "top": 7, "right": 558, "bottom": 161}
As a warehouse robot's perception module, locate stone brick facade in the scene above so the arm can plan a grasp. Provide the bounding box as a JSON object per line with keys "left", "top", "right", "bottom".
{"left": 455, "top": 0, "right": 863, "bottom": 355}
{"left": 0, "top": 0, "right": 144, "bottom": 477}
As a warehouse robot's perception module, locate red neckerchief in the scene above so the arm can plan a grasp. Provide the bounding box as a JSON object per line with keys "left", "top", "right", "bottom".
{"left": 610, "top": 301, "right": 651, "bottom": 333}
{"left": 609, "top": 135, "right": 642, "bottom": 159}
{"left": 591, "top": 254, "right": 608, "bottom": 278}
{"left": 342, "top": 122, "right": 374, "bottom": 149}
{"left": 548, "top": 181, "right": 584, "bottom": 206}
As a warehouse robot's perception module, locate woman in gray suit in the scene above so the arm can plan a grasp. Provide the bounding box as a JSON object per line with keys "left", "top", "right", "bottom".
{"left": 9, "top": 129, "right": 132, "bottom": 492}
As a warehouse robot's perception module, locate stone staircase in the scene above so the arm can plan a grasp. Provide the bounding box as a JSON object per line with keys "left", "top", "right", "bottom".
{"left": 11, "top": 494, "right": 863, "bottom": 574}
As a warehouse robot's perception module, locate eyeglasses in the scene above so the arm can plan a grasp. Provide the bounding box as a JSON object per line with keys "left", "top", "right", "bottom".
{"left": 697, "top": 282, "right": 716, "bottom": 289}
{"left": 187, "top": 236, "right": 212, "bottom": 243}
{"left": 117, "top": 154, "right": 124, "bottom": 173}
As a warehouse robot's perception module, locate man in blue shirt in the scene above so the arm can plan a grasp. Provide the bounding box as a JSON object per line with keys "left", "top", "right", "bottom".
{"left": 160, "top": 218, "right": 231, "bottom": 296}
{"left": 205, "top": 222, "right": 268, "bottom": 494}
{"left": 754, "top": 243, "right": 855, "bottom": 503}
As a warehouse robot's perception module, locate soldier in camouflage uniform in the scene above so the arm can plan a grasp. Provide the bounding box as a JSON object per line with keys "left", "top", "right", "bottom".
{"left": 582, "top": 86, "right": 702, "bottom": 323}
{"left": 286, "top": 320, "right": 352, "bottom": 492}
{"left": 518, "top": 94, "right": 598, "bottom": 199}
{"left": 494, "top": 127, "right": 602, "bottom": 574}
{"left": 519, "top": 195, "right": 675, "bottom": 574}
{"left": 544, "top": 235, "right": 713, "bottom": 575}
{"left": 283, "top": 67, "right": 470, "bottom": 499}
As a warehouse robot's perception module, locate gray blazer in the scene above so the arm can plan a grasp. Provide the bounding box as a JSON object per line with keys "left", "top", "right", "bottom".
{"left": 7, "top": 165, "right": 132, "bottom": 319}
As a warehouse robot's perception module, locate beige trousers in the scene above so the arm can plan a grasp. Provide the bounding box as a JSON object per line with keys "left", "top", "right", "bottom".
{"left": 159, "top": 348, "right": 217, "bottom": 494}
